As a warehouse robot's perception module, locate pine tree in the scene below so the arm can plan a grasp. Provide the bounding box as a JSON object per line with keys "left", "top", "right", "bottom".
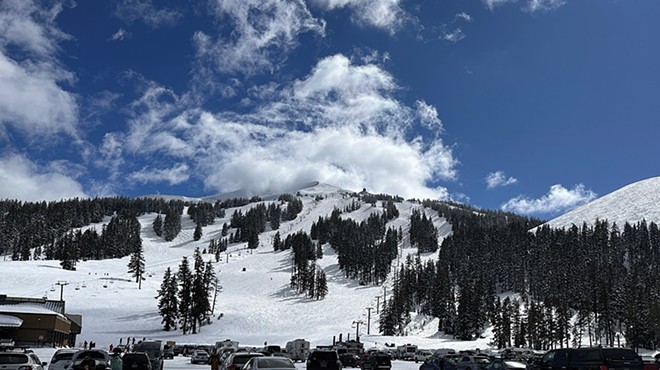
{"left": 193, "top": 222, "right": 203, "bottom": 241}
{"left": 190, "top": 248, "right": 210, "bottom": 333}
{"left": 177, "top": 256, "right": 193, "bottom": 334}
{"left": 153, "top": 214, "right": 163, "bottom": 237}
{"left": 156, "top": 267, "right": 179, "bottom": 331}
{"left": 127, "top": 240, "right": 146, "bottom": 286}
{"left": 315, "top": 269, "right": 328, "bottom": 299}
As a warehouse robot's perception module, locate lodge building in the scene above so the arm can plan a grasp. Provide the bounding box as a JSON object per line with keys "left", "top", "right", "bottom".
{"left": 0, "top": 295, "right": 81, "bottom": 348}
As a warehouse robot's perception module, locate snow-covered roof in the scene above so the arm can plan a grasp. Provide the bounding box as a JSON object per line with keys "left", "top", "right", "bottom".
{"left": 0, "top": 313, "right": 23, "bottom": 327}
{"left": 0, "top": 303, "right": 68, "bottom": 321}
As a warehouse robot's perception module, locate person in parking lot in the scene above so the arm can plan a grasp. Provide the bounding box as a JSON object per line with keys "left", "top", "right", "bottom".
{"left": 210, "top": 350, "right": 220, "bottom": 370}
{"left": 110, "top": 349, "right": 123, "bottom": 370}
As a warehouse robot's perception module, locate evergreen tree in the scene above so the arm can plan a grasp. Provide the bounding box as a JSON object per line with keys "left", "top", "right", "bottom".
{"left": 156, "top": 267, "right": 179, "bottom": 331}
{"left": 193, "top": 222, "right": 203, "bottom": 241}
{"left": 153, "top": 214, "right": 163, "bottom": 237}
{"left": 177, "top": 256, "right": 193, "bottom": 334}
{"left": 127, "top": 239, "right": 146, "bottom": 286}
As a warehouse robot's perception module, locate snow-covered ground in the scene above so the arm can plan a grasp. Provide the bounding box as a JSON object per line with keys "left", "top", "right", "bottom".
{"left": 1, "top": 184, "right": 487, "bottom": 354}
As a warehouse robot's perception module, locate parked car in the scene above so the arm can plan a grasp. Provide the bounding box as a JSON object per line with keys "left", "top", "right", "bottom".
{"left": 221, "top": 353, "right": 265, "bottom": 370}
{"left": 482, "top": 359, "right": 527, "bottom": 370}
{"left": 306, "top": 350, "right": 343, "bottom": 370}
{"left": 419, "top": 356, "right": 458, "bottom": 370}
{"left": 415, "top": 351, "right": 434, "bottom": 363}
{"left": 191, "top": 350, "right": 210, "bottom": 365}
{"left": 242, "top": 357, "right": 296, "bottom": 370}
{"left": 49, "top": 349, "right": 78, "bottom": 370}
{"left": 456, "top": 355, "right": 490, "bottom": 370}
{"left": 360, "top": 353, "right": 391, "bottom": 370}
{"left": 0, "top": 350, "right": 47, "bottom": 370}
{"left": 340, "top": 354, "right": 360, "bottom": 368}
{"left": 122, "top": 352, "right": 152, "bottom": 370}
{"left": 69, "top": 349, "right": 111, "bottom": 370}
{"left": 539, "top": 347, "right": 643, "bottom": 370}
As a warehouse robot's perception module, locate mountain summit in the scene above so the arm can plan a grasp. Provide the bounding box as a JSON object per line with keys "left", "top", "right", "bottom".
{"left": 542, "top": 176, "right": 660, "bottom": 229}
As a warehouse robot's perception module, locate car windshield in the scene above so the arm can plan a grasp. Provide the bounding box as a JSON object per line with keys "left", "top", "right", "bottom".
{"left": 0, "top": 355, "right": 28, "bottom": 364}
{"left": 234, "top": 355, "right": 262, "bottom": 365}
{"left": 53, "top": 353, "right": 75, "bottom": 362}
{"left": 255, "top": 358, "right": 295, "bottom": 368}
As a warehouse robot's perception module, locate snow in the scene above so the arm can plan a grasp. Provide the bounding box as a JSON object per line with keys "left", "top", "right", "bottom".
{"left": 0, "top": 313, "right": 23, "bottom": 327}
{"left": 539, "top": 176, "right": 660, "bottom": 230}
{"left": 0, "top": 184, "right": 502, "bottom": 355}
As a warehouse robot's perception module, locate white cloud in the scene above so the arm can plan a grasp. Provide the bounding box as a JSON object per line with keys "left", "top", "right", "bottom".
{"left": 114, "top": 0, "right": 181, "bottom": 28}
{"left": 109, "top": 28, "right": 130, "bottom": 41}
{"left": 0, "top": 153, "right": 87, "bottom": 201}
{"left": 482, "top": 0, "right": 566, "bottom": 12}
{"left": 117, "top": 54, "right": 458, "bottom": 200}
{"left": 486, "top": 171, "right": 518, "bottom": 189}
{"left": 525, "top": 0, "right": 566, "bottom": 12}
{"left": 415, "top": 100, "right": 443, "bottom": 132}
{"left": 501, "top": 184, "right": 597, "bottom": 215}
{"left": 442, "top": 28, "right": 465, "bottom": 43}
{"left": 311, "top": 0, "right": 406, "bottom": 34}
{"left": 455, "top": 12, "right": 472, "bottom": 22}
{"left": 0, "top": 0, "right": 78, "bottom": 140}
{"left": 483, "top": 0, "right": 517, "bottom": 11}
{"left": 129, "top": 164, "right": 190, "bottom": 185}
{"left": 193, "top": 0, "right": 325, "bottom": 76}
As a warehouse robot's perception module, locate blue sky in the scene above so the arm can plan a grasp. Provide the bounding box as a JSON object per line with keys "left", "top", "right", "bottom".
{"left": 1, "top": 0, "right": 658, "bottom": 219}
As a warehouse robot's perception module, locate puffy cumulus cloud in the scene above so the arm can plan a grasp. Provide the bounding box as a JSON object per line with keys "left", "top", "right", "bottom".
{"left": 0, "top": 153, "right": 87, "bottom": 201}
{"left": 501, "top": 184, "right": 597, "bottom": 215}
{"left": 0, "top": 0, "right": 79, "bottom": 140}
{"left": 194, "top": 0, "right": 325, "bottom": 76}
{"left": 119, "top": 54, "right": 458, "bottom": 200}
{"left": 114, "top": 0, "right": 181, "bottom": 28}
{"left": 486, "top": 170, "right": 518, "bottom": 189}
{"left": 311, "top": 0, "right": 407, "bottom": 34}
{"left": 129, "top": 163, "right": 190, "bottom": 185}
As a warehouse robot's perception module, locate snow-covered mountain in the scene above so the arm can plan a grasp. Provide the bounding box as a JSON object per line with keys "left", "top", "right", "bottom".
{"left": 0, "top": 182, "right": 485, "bottom": 352}
{"left": 541, "top": 176, "right": 660, "bottom": 230}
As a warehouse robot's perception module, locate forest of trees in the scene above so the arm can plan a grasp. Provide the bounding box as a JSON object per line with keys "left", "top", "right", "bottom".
{"left": 3, "top": 191, "right": 660, "bottom": 348}
{"left": 382, "top": 200, "right": 660, "bottom": 351}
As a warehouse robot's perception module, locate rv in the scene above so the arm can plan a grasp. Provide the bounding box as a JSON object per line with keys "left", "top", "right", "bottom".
{"left": 285, "top": 339, "right": 310, "bottom": 362}
{"left": 396, "top": 344, "right": 418, "bottom": 360}
{"left": 133, "top": 340, "right": 164, "bottom": 370}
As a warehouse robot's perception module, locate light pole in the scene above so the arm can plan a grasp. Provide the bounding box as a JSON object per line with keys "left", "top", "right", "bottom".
{"left": 352, "top": 320, "right": 363, "bottom": 342}
{"left": 375, "top": 295, "right": 382, "bottom": 314}
{"left": 366, "top": 307, "right": 372, "bottom": 334}
{"left": 55, "top": 281, "right": 68, "bottom": 301}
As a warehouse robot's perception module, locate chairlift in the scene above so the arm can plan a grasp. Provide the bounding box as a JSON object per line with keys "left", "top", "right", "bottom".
{"left": 103, "top": 283, "right": 108, "bottom": 288}
{"left": 75, "top": 285, "right": 80, "bottom": 290}
{"left": 49, "top": 286, "right": 55, "bottom": 292}
{"left": 82, "top": 282, "right": 86, "bottom": 288}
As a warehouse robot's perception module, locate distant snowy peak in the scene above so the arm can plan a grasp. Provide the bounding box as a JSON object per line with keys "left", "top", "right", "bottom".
{"left": 141, "top": 181, "right": 353, "bottom": 203}
{"left": 542, "top": 176, "right": 660, "bottom": 230}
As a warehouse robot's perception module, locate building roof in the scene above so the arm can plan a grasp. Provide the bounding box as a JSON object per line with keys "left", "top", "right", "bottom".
{"left": 0, "top": 303, "right": 70, "bottom": 322}
{"left": 0, "top": 313, "right": 23, "bottom": 328}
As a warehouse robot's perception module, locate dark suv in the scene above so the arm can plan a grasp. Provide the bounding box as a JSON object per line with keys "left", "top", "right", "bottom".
{"left": 539, "top": 347, "right": 643, "bottom": 370}
{"left": 122, "top": 352, "right": 152, "bottom": 370}
{"left": 307, "top": 350, "right": 343, "bottom": 370}
{"left": 360, "top": 353, "right": 391, "bottom": 370}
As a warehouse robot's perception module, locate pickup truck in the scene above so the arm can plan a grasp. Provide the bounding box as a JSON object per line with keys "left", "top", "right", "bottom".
{"left": 538, "top": 347, "right": 643, "bottom": 370}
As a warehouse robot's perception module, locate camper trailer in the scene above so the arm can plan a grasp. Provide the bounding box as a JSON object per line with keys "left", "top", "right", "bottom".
{"left": 285, "top": 339, "right": 310, "bottom": 362}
